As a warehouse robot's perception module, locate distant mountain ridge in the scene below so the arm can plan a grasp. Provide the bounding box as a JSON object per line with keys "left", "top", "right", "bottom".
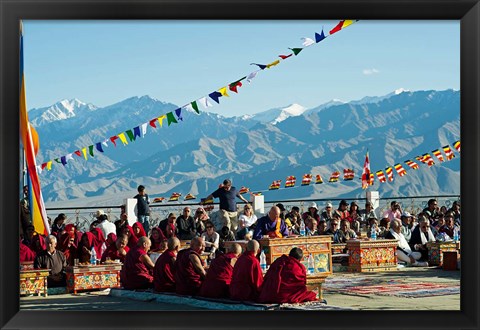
{"left": 30, "top": 89, "right": 460, "bottom": 205}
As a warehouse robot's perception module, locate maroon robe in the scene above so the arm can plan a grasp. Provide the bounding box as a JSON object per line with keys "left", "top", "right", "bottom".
{"left": 229, "top": 251, "right": 264, "bottom": 302}
{"left": 78, "top": 232, "right": 96, "bottom": 263}
{"left": 199, "top": 252, "right": 237, "bottom": 299}
{"left": 57, "top": 231, "right": 78, "bottom": 266}
{"left": 125, "top": 225, "right": 139, "bottom": 249}
{"left": 121, "top": 245, "right": 153, "bottom": 290}
{"left": 258, "top": 254, "right": 317, "bottom": 304}
{"left": 20, "top": 242, "right": 36, "bottom": 262}
{"left": 153, "top": 250, "right": 176, "bottom": 292}
{"left": 174, "top": 248, "right": 205, "bottom": 296}
{"left": 100, "top": 244, "right": 129, "bottom": 263}
{"left": 149, "top": 227, "right": 166, "bottom": 252}
{"left": 90, "top": 228, "right": 106, "bottom": 257}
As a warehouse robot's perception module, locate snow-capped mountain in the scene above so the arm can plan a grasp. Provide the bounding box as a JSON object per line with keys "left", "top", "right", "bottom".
{"left": 29, "top": 99, "right": 98, "bottom": 127}
{"left": 30, "top": 89, "right": 460, "bottom": 205}
{"left": 246, "top": 103, "right": 307, "bottom": 125}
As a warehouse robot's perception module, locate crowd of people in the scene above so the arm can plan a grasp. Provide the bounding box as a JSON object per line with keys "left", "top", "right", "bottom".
{"left": 19, "top": 180, "right": 461, "bottom": 302}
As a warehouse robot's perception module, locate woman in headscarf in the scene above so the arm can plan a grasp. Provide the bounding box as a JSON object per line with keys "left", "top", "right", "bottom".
{"left": 149, "top": 227, "right": 167, "bottom": 252}
{"left": 106, "top": 232, "right": 117, "bottom": 248}
{"left": 51, "top": 213, "right": 67, "bottom": 236}
{"left": 90, "top": 227, "right": 106, "bottom": 258}
{"left": 77, "top": 231, "right": 96, "bottom": 263}
{"left": 132, "top": 221, "right": 147, "bottom": 239}
{"left": 30, "top": 234, "right": 47, "bottom": 254}
{"left": 57, "top": 224, "right": 79, "bottom": 266}
{"left": 123, "top": 225, "right": 139, "bottom": 249}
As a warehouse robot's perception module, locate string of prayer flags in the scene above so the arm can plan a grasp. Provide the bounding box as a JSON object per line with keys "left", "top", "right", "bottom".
{"left": 315, "top": 174, "right": 324, "bottom": 184}
{"left": 442, "top": 145, "right": 456, "bottom": 160}
{"left": 329, "top": 171, "right": 340, "bottom": 183}
{"left": 285, "top": 176, "right": 296, "bottom": 188}
{"left": 385, "top": 167, "right": 394, "bottom": 182}
{"left": 405, "top": 159, "right": 419, "bottom": 170}
{"left": 269, "top": 180, "right": 281, "bottom": 190}
{"left": 432, "top": 149, "right": 445, "bottom": 162}
{"left": 301, "top": 174, "right": 313, "bottom": 186}
{"left": 394, "top": 163, "right": 407, "bottom": 177}
{"left": 168, "top": 192, "right": 182, "bottom": 202}
{"left": 239, "top": 186, "right": 250, "bottom": 194}
{"left": 343, "top": 168, "right": 355, "bottom": 181}
{"left": 184, "top": 193, "right": 196, "bottom": 201}
{"left": 422, "top": 153, "right": 435, "bottom": 167}
{"left": 453, "top": 140, "right": 461, "bottom": 152}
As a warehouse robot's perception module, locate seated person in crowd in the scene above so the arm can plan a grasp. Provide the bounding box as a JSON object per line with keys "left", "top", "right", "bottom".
{"left": 159, "top": 213, "right": 177, "bottom": 238}
{"left": 78, "top": 231, "right": 96, "bottom": 263}
{"left": 347, "top": 202, "right": 361, "bottom": 234}
{"left": 199, "top": 243, "right": 242, "bottom": 299}
{"left": 229, "top": 240, "right": 264, "bottom": 302}
{"left": 449, "top": 201, "right": 461, "bottom": 225}
{"left": 51, "top": 213, "right": 67, "bottom": 237}
{"left": 335, "top": 200, "right": 350, "bottom": 220}
{"left": 409, "top": 217, "right": 436, "bottom": 261}
{"left": 153, "top": 237, "right": 180, "bottom": 293}
{"left": 302, "top": 202, "right": 320, "bottom": 223}
{"left": 253, "top": 206, "right": 289, "bottom": 240}
{"left": 320, "top": 202, "right": 336, "bottom": 223}
{"left": 114, "top": 212, "right": 129, "bottom": 236}
{"left": 258, "top": 247, "right": 317, "bottom": 304}
{"left": 100, "top": 234, "right": 129, "bottom": 263}
{"left": 193, "top": 207, "right": 209, "bottom": 235}
{"left": 285, "top": 206, "right": 301, "bottom": 235}
{"left": 176, "top": 207, "right": 197, "bottom": 240}
{"left": 122, "top": 225, "right": 139, "bottom": 249}
{"left": 218, "top": 226, "right": 236, "bottom": 253}
{"left": 121, "top": 237, "right": 155, "bottom": 290}
{"left": 201, "top": 221, "right": 219, "bottom": 255}
{"left": 149, "top": 227, "right": 167, "bottom": 252}
{"left": 439, "top": 212, "right": 457, "bottom": 238}
{"left": 22, "top": 224, "right": 36, "bottom": 247}
{"left": 304, "top": 216, "right": 318, "bottom": 236}
{"left": 385, "top": 219, "right": 427, "bottom": 266}
{"left": 366, "top": 218, "right": 380, "bottom": 238}
{"left": 90, "top": 227, "right": 106, "bottom": 256}
{"left": 359, "top": 201, "right": 377, "bottom": 225}
{"left": 400, "top": 212, "right": 414, "bottom": 242}
{"left": 237, "top": 204, "right": 257, "bottom": 240}
{"left": 383, "top": 201, "right": 403, "bottom": 222}
{"left": 317, "top": 220, "right": 328, "bottom": 235}
{"left": 57, "top": 224, "right": 79, "bottom": 266}
{"left": 433, "top": 214, "right": 446, "bottom": 235}
{"left": 337, "top": 219, "right": 357, "bottom": 243}
{"left": 174, "top": 237, "right": 207, "bottom": 296}
{"left": 34, "top": 235, "right": 67, "bottom": 287}
{"left": 20, "top": 240, "right": 36, "bottom": 263}
{"left": 324, "top": 218, "right": 341, "bottom": 243}
{"left": 378, "top": 217, "right": 391, "bottom": 238}
{"left": 30, "top": 233, "right": 47, "bottom": 254}
{"left": 132, "top": 222, "right": 147, "bottom": 239}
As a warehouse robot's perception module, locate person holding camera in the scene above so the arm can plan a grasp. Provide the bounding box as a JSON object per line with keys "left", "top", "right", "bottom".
{"left": 383, "top": 201, "right": 403, "bottom": 222}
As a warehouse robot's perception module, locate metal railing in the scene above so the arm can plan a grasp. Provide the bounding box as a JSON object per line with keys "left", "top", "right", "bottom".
{"left": 46, "top": 195, "right": 460, "bottom": 233}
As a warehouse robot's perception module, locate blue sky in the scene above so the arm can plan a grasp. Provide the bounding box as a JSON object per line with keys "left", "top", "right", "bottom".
{"left": 23, "top": 20, "right": 459, "bottom": 117}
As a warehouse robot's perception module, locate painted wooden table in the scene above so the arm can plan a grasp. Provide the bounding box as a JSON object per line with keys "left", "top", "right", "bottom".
{"left": 306, "top": 273, "right": 326, "bottom": 300}
{"left": 426, "top": 241, "right": 459, "bottom": 266}
{"left": 346, "top": 239, "right": 398, "bottom": 272}
{"left": 20, "top": 269, "right": 50, "bottom": 297}
{"left": 66, "top": 263, "right": 122, "bottom": 294}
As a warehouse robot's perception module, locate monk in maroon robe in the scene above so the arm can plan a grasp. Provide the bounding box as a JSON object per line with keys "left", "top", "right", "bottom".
{"left": 229, "top": 239, "right": 264, "bottom": 301}
{"left": 57, "top": 225, "right": 78, "bottom": 266}
{"left": 153, "top": 237, "right": 180, "bottom": 292}
{"left": 174, "top": 237, "right": 206, "bottom": 296}
{"left": 20, "top": 241, "right": 36, "bottom": 262}
{"left": 100, "top": 234, "right": 129, "bottom": 263}
{"left": 199, "top": 243, "right": 242, "bottom": 299}
{"left": 258, "top": 247, "right": 317, "bottom": 304}
{"left": 121, "top": 237, "right": 155, "bottom": 290}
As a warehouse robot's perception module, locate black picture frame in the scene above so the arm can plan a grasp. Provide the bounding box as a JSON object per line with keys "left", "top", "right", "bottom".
{"left": 1, "top": 0, "right": 478, "bottom": 329}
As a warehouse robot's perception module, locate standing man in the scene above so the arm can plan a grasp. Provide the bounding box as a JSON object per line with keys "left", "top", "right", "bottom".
{"left": 134, "top": 185, "right": 151, "bottom": 235}
{"left": 202, "top": 179, "right": 249, "bottom": 232}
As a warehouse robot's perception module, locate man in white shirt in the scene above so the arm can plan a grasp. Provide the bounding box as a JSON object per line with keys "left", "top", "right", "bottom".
{"left": 97, "top": 213, "right": 116, "bottom": 239}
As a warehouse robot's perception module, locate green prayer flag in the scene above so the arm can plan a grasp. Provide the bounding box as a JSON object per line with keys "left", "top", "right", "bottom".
{"left": 289, "top": 48, "right": 303, "bottom": 56}
{"left": 167, "top": 112, "right": 178, "bottom": 126}
{"left": 191, "top": 101, "right": 199, "bottom": 114}
{"left": 88, "top": 145, "right": 95, "bottom": 157}
{"left": 125, "top": 129, "right": 135, "bottom": 142}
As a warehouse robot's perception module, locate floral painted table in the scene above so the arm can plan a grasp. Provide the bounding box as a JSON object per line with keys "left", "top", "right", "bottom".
{"left": 66, "top": 263, "right": 122, "bottom": 294}
{"left": 346, "top": 239, "right": 398, "bottom": 272}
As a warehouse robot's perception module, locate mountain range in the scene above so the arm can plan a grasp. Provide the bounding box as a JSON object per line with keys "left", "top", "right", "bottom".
{"left": 29, "top": 89, "right": 460, "bottom": 206}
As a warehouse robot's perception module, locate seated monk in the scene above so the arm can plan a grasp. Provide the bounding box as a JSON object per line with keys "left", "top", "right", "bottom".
{"left": 258, "top": 247, "right": 317, "bottom": 304}
{"left": 121, "top": 236, "right": 155, "bottom": 290}
{"left": 100, "top": 234, "right": 129, "bottom": 263}
{"left": 199, "top": 243, "right": 242, "bottom": 299}
{"left": 20, "top": 240, "right": 36, "bottom": 262}
{"left": 174, "top": 236, "right": 206, "bottom": 296}
{"left": 229, "top": 239, "right": 264, "bottom": 302}
{"left": 34, "top": 235, "right": 67, "bottom": 287}
{"left": 253, "top": 206, "right": 289, "bottom": 240}
{"left": 57, "top": 225, "right": 79, "bottom": 266}
{"left": 77, "top": 232, "right": 96, "bottom": 263}
{"left": 153, "top": 237, "right": 180, "bottom": 292}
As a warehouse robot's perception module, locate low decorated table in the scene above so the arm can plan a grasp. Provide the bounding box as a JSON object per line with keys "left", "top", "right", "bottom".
{"left": 426, "top": 241, "right": 459, "bottom": 266}
{"left": 66, "top": 263, "right": 122, "bottom": 294}
{"left": 20, "top": 268, "right": 50, "bottom": 297}
{"left": 346, "top": 239, "right": 398, "bottom": 272}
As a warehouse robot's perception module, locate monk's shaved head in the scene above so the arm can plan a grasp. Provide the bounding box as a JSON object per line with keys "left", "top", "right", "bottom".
{"left": 268, "top": 206, "right": 281, "bottom": 221}
{"left": 137, "top": 236, "right": 151, "bottom": 247}
{"left": 246, "top": 239, "right": 260, "bottom": 253}
{"left": 190, "top": 236, "right": 204, "bottom": 249}
{"left": 289, "top": 247, "right": 303, "bottom": 261}
{"left": 228, "top": 243, "right": 242, "bottom": 256}
{"left": 167, "top": 237, "right": 180, "bottom": 250}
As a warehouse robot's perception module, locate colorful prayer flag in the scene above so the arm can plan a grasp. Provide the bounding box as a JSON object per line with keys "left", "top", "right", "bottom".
{"left": 453, "top": 140, "right": 460, "bottom": 152}
{"left": 432, "top": 149, "right": 445, "bottom": 162}
{"left": 343, "top": 168, "right": 355, "bottom": 181}
{"left": 285, "top": 176, "right": 296, "bottom": 188}
{"left": 289, "top": 48, "right": 303, "bottom": 56}
{"left": 301, "top": 37, "right": 315, "bottom": 47}
{"left": 239, "top": 186, "right": 250, "bottom": 194}
{"left": 394, "top": 163, "right": 407, "bottom": 176}
{"left": 385, "top": 167, "right": 394, "bottom": 182}
{"left": 315, "top": 30, "right": 326, "bottom": 43}
{"left": 405, "top": 159, "right": 419, "bottom": 170}
{"left": 315, "top": 174, "right": 323, "bottom": 184}
{"left": 269, "top": 180, "right": 281, "bottom": 190}
{"left": 301, "top": 174, "right": 313, "bottom": 186}
{"left": 329, "top": 171, "right": 340, "bottom": 183}
{"left": 278, "top": 54, "right": 293, "bottom": 59}
{"left": 250, "top": 63, "right": 267, "bottom": 70}
{"left": 168, "top": 192, "right": 182, "bottom": 202}
{"left": 369, "top": 173, "right": 375, "bottom": 185}
{"left": 422, "top": 153, "right": 435, "bottom": 167}
{"left": 442, "top": 145, "right": 456, "bottom": 160}
{"left": 184, "top": 193, "right": 196, "bottom": 200}
{"left": 153, "top": 197, "right": 165, "bottom": 203}
{"left": 266, "top": 60, "right": 280, "bottom": 68}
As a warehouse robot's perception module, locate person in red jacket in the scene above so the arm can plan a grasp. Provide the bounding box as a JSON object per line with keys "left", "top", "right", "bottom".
{"left": 229, "top": 239, "right": 263, "bottom": 302}
{"left": 20, "top": 241, "right": 36, "bottom": 262}
{"left": 258, "top": 247, "right": 317, "bottom": 304}
{"left": 174, "top": 237, "right": 206, "bottom": 296}
{"left": 153, "top": 237, "right": 180, "bottom": 293}
{"left": 121, "top": 237, "right": 155, "bottom": 290}
{"left": 199, "top": 243, "right": 242, "bottom": 299}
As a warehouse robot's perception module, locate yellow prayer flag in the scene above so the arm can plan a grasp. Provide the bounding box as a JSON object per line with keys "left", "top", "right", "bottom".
{"left": 266, "top": 60, "right": 280, "bottom": 68}
{"left": 218, "top": 87, "right": 229, "bottom": 97}
{"left": 342, "top": 20, "right": 354, "bottom": 28}
{"left": 46, "top": 161, "right": 52, "bottom": 170}
{"left": 158, "top": 115, "right": 167, "bottom": 127}
{"left": 82, "top": 147, "right": 88, "bottom": 160}
{"left": 118, "top": 133, "right": 128, "bottom": 145}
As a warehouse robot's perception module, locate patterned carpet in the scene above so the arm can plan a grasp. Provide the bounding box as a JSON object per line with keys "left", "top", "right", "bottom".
{"left": 323, "top": 276, "right": 460, "bottom": 298}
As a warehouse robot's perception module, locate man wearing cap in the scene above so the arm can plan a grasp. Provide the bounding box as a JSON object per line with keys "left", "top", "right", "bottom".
{"left": 320, "top": 202, "right": 335, "bottom": 223}
{"left": 202, "top": 179, "right": 249, "bottom": 233}
{"left": 302, "top": 202, "right": 320, "bottom": 223}
{"left": 400, "top": 212, "right": 414, "bottom": 241}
